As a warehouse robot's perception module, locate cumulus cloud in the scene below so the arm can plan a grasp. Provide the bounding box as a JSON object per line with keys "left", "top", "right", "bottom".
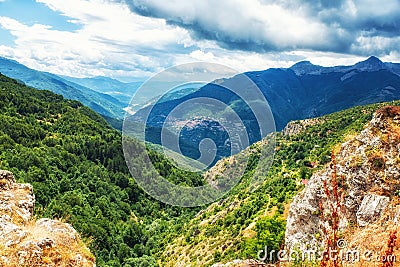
{"left": 124, "top": 0, "right": 349, "bottom": 52}
{"left": 0, "top": 0, "right": 399, "bottom": 81}
{"left": 123, "top": 0, "right": 400, "bottom": 56}
{"left": 0, "top": 0, "right": 193, "bottom": 79}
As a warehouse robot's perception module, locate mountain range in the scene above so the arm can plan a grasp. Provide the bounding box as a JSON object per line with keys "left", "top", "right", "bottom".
{"left": 0, "top": 57, "right": 128, "bottom": 119}
{"left": 60, "top": 75, "right": 142, "bottom": 105}
{"left": 3, "top": 55, "right": 400, "bottom": 166}
{"left": 130, "top": 56, "right": 400, "bottom": 164}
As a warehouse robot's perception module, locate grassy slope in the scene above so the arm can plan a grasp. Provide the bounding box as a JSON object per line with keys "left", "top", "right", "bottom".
{"left": 161, "top": 99, "right": 400, "bottom": 266}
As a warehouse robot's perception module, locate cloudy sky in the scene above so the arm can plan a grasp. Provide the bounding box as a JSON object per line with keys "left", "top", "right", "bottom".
{"left": 0, "top": 0, "right": 399, "bottom": 81}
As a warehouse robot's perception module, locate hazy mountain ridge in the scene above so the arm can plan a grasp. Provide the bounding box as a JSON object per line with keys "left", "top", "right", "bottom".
{"left": 0, "top": 57, "right": 126, "bottom": 119}
{"left": 289, "top": 56, "right": 400, "bottom": 76}
{"left": 60, "top": 75, "right": 143, "bottom": 105}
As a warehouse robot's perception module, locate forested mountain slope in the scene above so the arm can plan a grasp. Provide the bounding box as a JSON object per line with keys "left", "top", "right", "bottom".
{"left": 161, "top": 100, "right": 400, "bottom": 266}
{"left": 2, "top": 72, "right": 400, "bottom": 266}
{"left": 0, "top": 57, "right": 126, "bottom": 119}
{"left": 0, "top": 73, "right": 202, "bottom": 266}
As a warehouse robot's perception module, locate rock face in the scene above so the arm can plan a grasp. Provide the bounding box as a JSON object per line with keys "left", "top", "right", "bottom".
{"left": 285, "top": 106, "right": 400, "bottom": 250}
{"left": 282, "top": 118, "right": 320, "bottom": 137}
{"left": 356, "top": 194, "right": 389, "bottom": 227}
{"left": 0, "top": 170, "right": 95, "bottom": 267}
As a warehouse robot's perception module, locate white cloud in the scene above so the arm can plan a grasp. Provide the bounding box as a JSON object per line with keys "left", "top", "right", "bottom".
{"left": 125, "top": 0, "right": 344, "bottom": 52}
{"left": 0, "top": 0, "right": 399, "bottom": 81}
{"left": 0, "top": 0, "right": 193, "bottom": 79}
{"left": 180, "top": 49, "right": 368, "bottom": 72}
{"left": 351, "top": 35, "right": 400, "bottom": 56}
{"left": 124, "top": 0, "right": 400, "bottom": 56}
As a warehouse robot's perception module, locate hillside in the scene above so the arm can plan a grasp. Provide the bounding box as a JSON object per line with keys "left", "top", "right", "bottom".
{"left": 0, "top": 73, "right": 203, "bottom": 266}
{"left": 285, "top": 105, "right": 400, "bottom": 266}
{"left": 0, "top": 170, "right": 95, "bottom": 267}
{"left": 131, "top": 56, "right": 400, "bottom": 163}
{"left": 0, "top": 57, "right": 126, "bottom": 119}
{"left": 160, "top": 100, "right": 400, "bottom": 266}
{"left": 2, "top": 70, "right": 400, "bottom": 266}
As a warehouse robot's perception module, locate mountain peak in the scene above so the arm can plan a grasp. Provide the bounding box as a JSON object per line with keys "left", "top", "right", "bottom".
{"left": 290, "top": 61, "right": 322, "bottom": 75}
{"left": 354, "top": 56, "right": 386, "bottom": 71}
{"left": 0, "top": 56, "right": 24, "bottom": 66}
{"left": 366, "top": 55, "right": 381, "bottom": 61}
{"left": 290, "top": 60, "right": 314, "bottom": 68}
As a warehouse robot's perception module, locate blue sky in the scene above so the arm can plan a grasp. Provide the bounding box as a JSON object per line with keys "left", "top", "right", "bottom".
{"left": 0, "top": 0, "right": 400, "bottom": 81}
{"left": 0, "top": 0, "right": 79, "bottom": 31}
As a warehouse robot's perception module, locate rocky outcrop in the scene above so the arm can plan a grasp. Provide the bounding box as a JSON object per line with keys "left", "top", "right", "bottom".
{"left": 356, "top": 194, "right": 389, "bottom": 227}
{"left": 285, "top": 106, "right": 400, "bottom": 250}
{"left": 0, "top": 170, "right": 95, "bottom": 267}
{"left": 282, "top": 118, "right": 320, "bottom": 136}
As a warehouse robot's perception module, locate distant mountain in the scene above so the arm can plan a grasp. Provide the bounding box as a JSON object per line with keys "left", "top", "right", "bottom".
{"left": 289, "top": 55, "right": 400, "bottom": 76}
{"left": 246, "top": 56, "right": 400, "bottom": 128}
{"left": 0, "top": 57, "right": 126, "bottom": 118}
{"left": 130, "top": 56, "right": 400, "bottom": 163}
{"left": 61, "top": 75, "right": 143, "bottom": 105}
{"left": 61, "top": 76, "right": 202, "bottom": 115}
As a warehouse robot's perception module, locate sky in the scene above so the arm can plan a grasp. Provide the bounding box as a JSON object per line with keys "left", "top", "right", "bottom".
{"left": 0, "top": 0, "right": 400, "bottom": 81}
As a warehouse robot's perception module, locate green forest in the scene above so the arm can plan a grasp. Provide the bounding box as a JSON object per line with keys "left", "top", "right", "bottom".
{"left": 1, "top": 73, "right": 399, "bottom": 266}
{"left": 0, "top": 73, "right": 202, "bottom": 266}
